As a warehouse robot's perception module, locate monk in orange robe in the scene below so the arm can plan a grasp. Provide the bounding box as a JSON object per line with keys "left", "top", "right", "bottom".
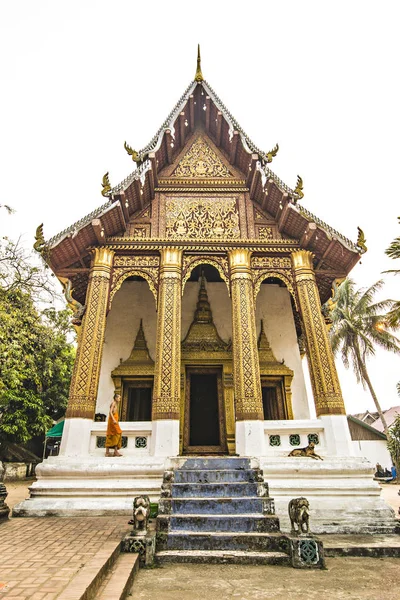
{"left": 105, "top": 393, "right": 123, "bottom": 456}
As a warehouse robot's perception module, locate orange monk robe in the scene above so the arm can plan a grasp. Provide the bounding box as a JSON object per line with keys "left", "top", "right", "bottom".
{"left": 105, "top": 408, "right": 122, "bottom": 448}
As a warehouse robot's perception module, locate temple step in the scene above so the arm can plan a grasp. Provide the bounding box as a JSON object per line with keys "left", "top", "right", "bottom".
{"left": 171, "top": 482, "right": 262, "bottom": 497}
{"left": 157, "top": 531, "right": 291, "bottom": 553}
{"left": 174, "top": 469, "right": 261, "bottom": 483}
{"left": 159, "top": 514, "right": 280, "bottom": 533}
{"left": 175, "top": 457, "right": 252, "bottom": 470}
{"left": 155, "top": 549, "right": 291, "bottom": 566}
{"left": 170, "top": 497, "right": 273, "bottom": 515}
{"left": 154, "top": 456, "right": 325, "bottom": 567}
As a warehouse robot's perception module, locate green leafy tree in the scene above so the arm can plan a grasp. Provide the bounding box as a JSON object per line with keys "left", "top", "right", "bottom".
{"left": 0, "top": 259, "right": 75, "bottom": 452}
{"left": 329, "top": 278, "right": 400, "bottom": 433}
{"left": 387, "top": 413, "right": 400, "bottom": 481}
{"left": 0, "top": 236, "right": 55, "bottom": 301}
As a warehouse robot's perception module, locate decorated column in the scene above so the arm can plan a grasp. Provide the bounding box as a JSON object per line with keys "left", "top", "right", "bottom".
{"left": 228, "top": 249, "right": 265, "bottom": 455}
{"left": 291, "top": 250, "right": 346, "bottom": 416}
{"left": 60, "top": 247, "right": 114, "bottom": 455}
{"left": 151, "top": 247, "right": 182, "bottom": 456}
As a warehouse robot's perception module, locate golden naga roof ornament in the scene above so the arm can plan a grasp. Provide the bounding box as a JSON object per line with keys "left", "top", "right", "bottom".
{"left": 33, "top": 223, "right": 46, "bottom": 253}
{"left": 124, "top": 141, "right": 142, "bottom": 163}
{"left": 33, "top": 223, "right": 50, "bottom": 264}
{"left": 194, "top": 44, "right": 204, "bottom": 82}
{"left": 356, "top": 226, "right": 368, "bottom": 253}
{"left": 264, "top": 143, "right": 279, "bottom": 164}
{"left": 293, "top": 175, "right": 304, "bottom": 202}
{"left": 101, "top": 172, "right": 111, "bottom": 197}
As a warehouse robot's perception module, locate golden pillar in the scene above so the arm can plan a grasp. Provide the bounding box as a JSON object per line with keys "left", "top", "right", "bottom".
{"left": 66, "top": 247, "right": 114, "bottom": 419}
{"left": 291, "top": 250, "right": 346, "bottom": 416}
{"left": 228, "top": 249, "right": 264, "bottom": 421}
{"left": 152, "top": 248, "right": 183, "bottom": 420}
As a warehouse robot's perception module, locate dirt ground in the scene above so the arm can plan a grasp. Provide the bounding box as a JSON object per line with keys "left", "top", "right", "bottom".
{"left": 129, "top": 559, "right": 400, "bottom": 600}
{"left": 3, "top": 477, "right": 35, "bottom": 510}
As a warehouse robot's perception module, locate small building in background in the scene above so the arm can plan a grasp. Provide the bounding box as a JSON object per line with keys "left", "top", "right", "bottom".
{"left": 347, "top": 415, "right": 391, "bottom": 471}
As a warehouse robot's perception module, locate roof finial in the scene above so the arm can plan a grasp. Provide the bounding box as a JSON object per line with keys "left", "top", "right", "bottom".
{"left": 195, "top": 44, "right": 204, "bottom": 82}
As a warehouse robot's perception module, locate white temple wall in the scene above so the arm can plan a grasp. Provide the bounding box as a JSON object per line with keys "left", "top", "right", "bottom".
{"left": 256, "top": 284, "right": 310, "bottom": 419}
{"left": 96, "top": 281, "right": 157, "bottom": 414}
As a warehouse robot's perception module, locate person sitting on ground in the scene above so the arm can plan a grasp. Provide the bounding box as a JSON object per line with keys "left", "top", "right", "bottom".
{"left": 374, "top": 463, "right": 385, "bottom": 478}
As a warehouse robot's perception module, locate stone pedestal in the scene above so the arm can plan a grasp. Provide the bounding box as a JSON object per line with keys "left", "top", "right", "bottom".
{"left": 288, "top": 535, "right": 325, "bottom": 569}
{"left": 122, "top": 531, "right": 156, "bottom": 566}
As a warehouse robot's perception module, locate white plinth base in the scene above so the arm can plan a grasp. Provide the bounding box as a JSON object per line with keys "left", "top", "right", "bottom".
{"left": 261, "top": 456, "right": 397, "bottom": 534}
{"left": 236, "top": 420, "right": 266, "bottom": 456}
{"left": 151, "top": 420, "right": 180, "bottom": 456}
{"left": 59, "top": 418, "right": 92, "bottom": 456}
{"left": 13, "top": 450, "right": 397, "bottom": 534}
{"left": 13, "top": 455, "right": 166, "bottom": 517}
{"left": 319, "top": 414, "right": 355, "bottom": 456}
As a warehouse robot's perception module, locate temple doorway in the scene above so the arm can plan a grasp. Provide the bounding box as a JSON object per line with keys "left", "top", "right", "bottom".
{"left": 183, "top": 367, "right": 227, "bottom": 454}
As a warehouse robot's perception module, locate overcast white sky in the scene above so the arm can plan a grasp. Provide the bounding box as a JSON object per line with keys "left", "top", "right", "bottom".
{"left": 1, "top": 1, "right": 399, "bottom": 415}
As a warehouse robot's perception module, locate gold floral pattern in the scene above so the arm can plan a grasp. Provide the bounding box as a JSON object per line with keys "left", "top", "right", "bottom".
{"left": 166, "top": 198, "right": 240, "bottom": 240}
{"left": 172, "top": 137, "right": 232, "bottom": 178}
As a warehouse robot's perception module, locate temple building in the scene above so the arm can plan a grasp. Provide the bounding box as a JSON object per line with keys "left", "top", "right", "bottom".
{"left": 16, "top": 49, "right": 395, "bottom": 533}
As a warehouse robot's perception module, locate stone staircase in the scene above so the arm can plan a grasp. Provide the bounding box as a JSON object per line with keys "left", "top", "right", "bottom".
{"left": 156, "top": 456, "right": 296, "bottom": 565}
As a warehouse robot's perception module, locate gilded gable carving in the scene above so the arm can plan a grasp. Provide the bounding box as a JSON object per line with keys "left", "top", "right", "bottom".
{"left": 172, "top": 137, "right": 232, "bottom": 179}
{"left": 165, "top": 198, "right": 240, "bottom": 240}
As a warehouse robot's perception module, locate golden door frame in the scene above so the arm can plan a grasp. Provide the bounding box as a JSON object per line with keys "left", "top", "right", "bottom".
{"left": 180, "top": 356, "right": 235, "bottom": 455}
{"left": 183, "top": 366, "right": 227, "bottom": 454}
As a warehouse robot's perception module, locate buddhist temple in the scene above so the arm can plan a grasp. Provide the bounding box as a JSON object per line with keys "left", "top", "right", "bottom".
{"left": 16, "top": 47, "right": 395, "bottom": 534}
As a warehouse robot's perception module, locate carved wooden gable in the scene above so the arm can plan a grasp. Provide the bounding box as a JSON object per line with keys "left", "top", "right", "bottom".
{"left": 171, "top": 136, "right": 234, "bottom": 179}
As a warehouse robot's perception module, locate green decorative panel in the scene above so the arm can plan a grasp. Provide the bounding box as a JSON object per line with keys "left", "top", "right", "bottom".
{"left": 269, "top": 434, "right": 281, "bottom": 447}
{"left": 307, "top": 433, "right": 319, "bottom": 445}
{"left": 96, "top": 436, "right": 128, "bottom": 448}
{"left": 289, "top": 434, "right": 301, "bottom": 446}
{"left": 299, "top": 539, "right": 320, "bottom": 565}
{"left": 135, "top": 436, "right": 148, "bottom": 449}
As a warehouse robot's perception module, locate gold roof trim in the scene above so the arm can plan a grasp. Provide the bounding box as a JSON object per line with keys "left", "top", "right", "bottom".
{"left": 194, "top": 44, "right": 204, "bottom": 82}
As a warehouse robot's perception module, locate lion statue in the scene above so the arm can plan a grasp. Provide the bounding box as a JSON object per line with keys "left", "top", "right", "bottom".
{"left": 129, "top": 495, "right": 151, "bottom": 533}
{"left": 288, "top": 497, "right": 310, "bottom": 534}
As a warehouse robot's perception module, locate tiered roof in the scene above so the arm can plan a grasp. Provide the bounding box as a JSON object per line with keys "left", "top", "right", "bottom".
{"left": 43, "top": 48, "right": 363, "bottom": 304}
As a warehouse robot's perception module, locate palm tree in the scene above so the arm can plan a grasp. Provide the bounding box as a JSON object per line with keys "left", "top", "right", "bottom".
{"left": 384, "top": 217, "right": 400, "bottom": 395}
{"left": 329, "top": 278, "right": 400, "bottom": 433}
{"left": 384, "top": 216, "right": 400, "bottom": 328}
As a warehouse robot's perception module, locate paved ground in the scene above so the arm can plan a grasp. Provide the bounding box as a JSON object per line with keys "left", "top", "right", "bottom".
{"left": 0, "top": 517, "right": 130, "bottom": 599}
{"left": 130, "top": 560, "right": 400, "bottom": 600}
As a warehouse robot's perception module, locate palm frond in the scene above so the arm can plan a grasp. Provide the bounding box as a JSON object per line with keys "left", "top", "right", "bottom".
{"left": 386, "top": 301, "right": 400, "bottom": 328}
{"left": 328, "top": 276, "right": 400, "bottom": 392}
{"left": 382, "top": 269, "right": 400, "bottom": 276}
